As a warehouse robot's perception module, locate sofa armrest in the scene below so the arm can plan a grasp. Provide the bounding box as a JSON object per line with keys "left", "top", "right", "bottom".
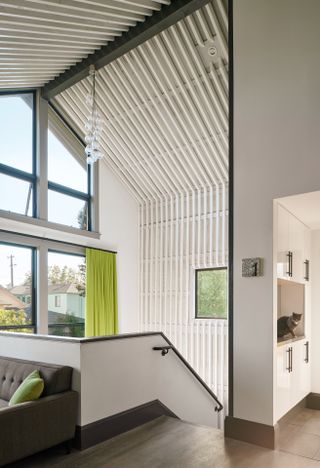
{"left": 0, "top": 391, "right": 78, "bottom": 467}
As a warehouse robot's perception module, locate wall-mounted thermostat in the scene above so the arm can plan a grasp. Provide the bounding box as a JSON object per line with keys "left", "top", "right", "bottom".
{"left": 242, "top": 257, "right": 263, "bottom": 277}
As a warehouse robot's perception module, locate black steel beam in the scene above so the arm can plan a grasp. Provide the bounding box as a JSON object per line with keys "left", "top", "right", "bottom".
{"left": 41, "top": 0, "right": 210, "bottom": 101}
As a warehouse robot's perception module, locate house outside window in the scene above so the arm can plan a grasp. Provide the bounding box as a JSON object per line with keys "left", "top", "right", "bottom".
{"left": 54, "top": 295, "right": 61, "bottom": 307}
{"left": 48, "top": 251, "right": 86, "bottom": 337}
{"left": 0, "top": 242, "right": 36, "bottom": 333}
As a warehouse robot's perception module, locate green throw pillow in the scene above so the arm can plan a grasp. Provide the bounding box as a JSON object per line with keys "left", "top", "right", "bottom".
{"left": 9, "top": 370, "right": 44, "bottom": 406}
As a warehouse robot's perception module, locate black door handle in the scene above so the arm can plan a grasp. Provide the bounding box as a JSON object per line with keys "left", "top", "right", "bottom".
{"left": 286, "top": 252, "right": 293, "bottom": 277}
{"left": 286, "top": 348, "right": 292, "bottom": 373}
{"left": 304, "top": 341, "right": 309, "bottom": 363}
{"left": 304, "top": 260, "right": 310, "bottom": 281}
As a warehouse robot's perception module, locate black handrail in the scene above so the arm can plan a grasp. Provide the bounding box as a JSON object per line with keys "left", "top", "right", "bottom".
{"left": 153, "top": 345, "right": 173, "bottom": 356}
{"left": 154, "top": 333, "right": 223, "bottom": 413}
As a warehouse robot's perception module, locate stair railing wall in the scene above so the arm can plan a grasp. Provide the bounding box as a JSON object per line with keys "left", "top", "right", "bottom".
{"left": 139, "top": 186, "right": 228, "bottom": 426}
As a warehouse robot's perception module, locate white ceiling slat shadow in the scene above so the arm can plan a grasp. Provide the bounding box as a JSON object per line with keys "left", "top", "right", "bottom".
{"left": 0, "top": 0, "right": 166, "bottom": 87}
{"left": 54, "top": 0, "right": 229, "bottom": 203}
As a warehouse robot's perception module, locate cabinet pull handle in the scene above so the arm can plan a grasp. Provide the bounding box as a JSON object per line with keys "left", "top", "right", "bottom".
{"left": 286, "top": 251, "right": 293, "bottom": 277}
{"left": 290, "top": 347, "right": 293, "bottom": 372}
{"left": 286, "top": 252, "right": 290, "bottom": 276}
{"left": 286, "top": 348, "right": 291, "bottom": 372}
{"left": 304, "top": 260, "right": 310, "bottom": 281}
{"left": 304, "top": 341, "right": 309, "bottom": 363}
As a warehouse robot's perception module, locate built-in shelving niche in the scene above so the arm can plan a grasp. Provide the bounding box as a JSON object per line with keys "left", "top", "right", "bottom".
{"left": 277, "top": 279, "right": 305, "bottom": 343}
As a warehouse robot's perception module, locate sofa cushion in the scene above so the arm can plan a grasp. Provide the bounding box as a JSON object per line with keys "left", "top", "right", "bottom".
{"left": 0, "top": 398, "right": 8, "bottom": 409}
{"left": 9, "top": 370, "right": 44, "bottom": 406}
{"left": 0, "top": 357, "right": 73, "bottom": 401}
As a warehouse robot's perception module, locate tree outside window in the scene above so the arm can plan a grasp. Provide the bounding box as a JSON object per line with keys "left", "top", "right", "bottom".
{"left": 195, "top": 268, "right": 228, "bottom": 319}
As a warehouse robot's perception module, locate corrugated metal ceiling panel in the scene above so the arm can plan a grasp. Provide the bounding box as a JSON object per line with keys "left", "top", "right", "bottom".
{"left": 54, "top": 0, "right": 228, "bottom": 201}
{"left": 0, "top": 0, "right": 169, "bottom": 88}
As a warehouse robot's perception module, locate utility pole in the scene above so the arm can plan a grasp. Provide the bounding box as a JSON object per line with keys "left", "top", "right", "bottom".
{"left": 7, "top": 255, "right": 16, "bottom": 289}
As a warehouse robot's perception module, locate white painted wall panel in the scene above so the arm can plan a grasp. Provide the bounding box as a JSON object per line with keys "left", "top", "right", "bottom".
{"left": 234, "top": 0, "right": 320, "bottom": 425}
{"left": 80, "top": 335, "right": 220, "bottom": 427}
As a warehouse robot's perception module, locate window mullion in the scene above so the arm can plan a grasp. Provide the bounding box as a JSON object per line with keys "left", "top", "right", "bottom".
{"left": 37, "top": 244, "right": 48, "bottom": 334}
{"left": 37, "top": 93, "right": 48, "bottom": 221}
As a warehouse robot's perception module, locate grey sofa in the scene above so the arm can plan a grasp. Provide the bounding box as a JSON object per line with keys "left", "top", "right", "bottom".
{"left": 0, "top": 356, "right": 78, "bottom": 466}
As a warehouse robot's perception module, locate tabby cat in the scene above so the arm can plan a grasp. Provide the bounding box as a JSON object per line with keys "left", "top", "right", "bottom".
{"left": 277, "top": 312, "right": 302, "bottom": 338}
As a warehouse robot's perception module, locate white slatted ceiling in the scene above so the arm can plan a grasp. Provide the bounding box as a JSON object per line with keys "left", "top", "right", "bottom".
{"left": 0, "top": 0, "right": 168, "bottom": 88}
{"left": 54, "top": 0, "right": 228, "bottom": 201}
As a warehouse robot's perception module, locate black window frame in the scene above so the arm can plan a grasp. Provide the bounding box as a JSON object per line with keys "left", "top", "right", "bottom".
{"left": 0, "top": 241, "right": 37, "bottom": 333}
{"left": 0, "top": 90, "right": 37, "bottom": 218}
{"left": 195, "top": 267, "right": 228, "bottom": 320}
{"left": 47, "top": 104, "right": 92, "bottom": 231}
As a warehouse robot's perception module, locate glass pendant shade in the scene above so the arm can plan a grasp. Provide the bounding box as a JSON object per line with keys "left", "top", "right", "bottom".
{"left": 84, "top": 65, "right": 103, "bottom": 165}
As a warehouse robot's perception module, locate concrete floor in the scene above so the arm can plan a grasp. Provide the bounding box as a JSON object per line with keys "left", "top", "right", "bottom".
{"left": 11, "top": 415, "right": 320, "bottom": 468}
{"left": 278, "top": 407, "right": 320, "bottom": 460}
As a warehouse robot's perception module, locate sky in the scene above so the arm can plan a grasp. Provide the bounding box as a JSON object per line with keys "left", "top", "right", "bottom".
{"left": 0, "top": 95, "right": 87, "bottom": 288}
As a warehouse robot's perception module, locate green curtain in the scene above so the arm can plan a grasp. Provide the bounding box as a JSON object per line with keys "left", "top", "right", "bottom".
{"left": 85, "top": 248, "right": 118, "bottom": 337}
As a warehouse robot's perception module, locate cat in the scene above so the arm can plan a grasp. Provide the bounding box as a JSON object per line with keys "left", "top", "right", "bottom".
{"left": 277, "top": 313, "right": 303, "bottom": 338}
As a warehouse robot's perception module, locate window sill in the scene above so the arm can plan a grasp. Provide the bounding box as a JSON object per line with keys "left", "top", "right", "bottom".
{"left": 0, "top": 210, "right": 101, "bottom": 242}
{"left": 195, "top": 317, "right": 228, "bottom": 320}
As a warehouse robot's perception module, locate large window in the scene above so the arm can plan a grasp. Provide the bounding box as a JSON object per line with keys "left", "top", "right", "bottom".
{"left": 48, "top": 251, "right": 86, "bottom": 337}
{"left": 0, "top": 243, "right": 35, "bottom": 332}
{"left": 0, "top": 92, "right": 94, "bottom": 232}
{"left": 195, "top": 268, "right": 227, "bottom": 319}
{"left": 0, "top": 92, "right": 36, "bottom": 217}
{"left": 48, "top": 128, "right": 90, "bottom": 230}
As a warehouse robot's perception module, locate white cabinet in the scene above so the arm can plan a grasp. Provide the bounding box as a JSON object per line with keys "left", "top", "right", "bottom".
{"left": 276, "top": 204, "right": 310, "bottom": 283}
{"left": 276, "top": 339, "right": 311, "bottom": 420}
{"left": 277, "top": 205, "right": 290, "bottom": 280}
{"left": 299, "top": 340, "right": 311, "bottom": 398}
{"left": 276, "top": 344, "right": 292, "bottom": 418}
{"left": 275, "top": 202, "right": 312, "bottom": 422}
{"left": 290, "top": 216, "right": 304, "bottom": 283}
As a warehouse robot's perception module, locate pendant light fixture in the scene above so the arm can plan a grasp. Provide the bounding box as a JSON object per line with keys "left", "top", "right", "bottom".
{"left": 85, "top": 65, "right": 103, "bottom": 164}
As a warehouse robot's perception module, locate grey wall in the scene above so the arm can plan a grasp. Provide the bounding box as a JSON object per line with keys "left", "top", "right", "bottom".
{"left": 234, "top": 0, "right": 320, "bottom": 425}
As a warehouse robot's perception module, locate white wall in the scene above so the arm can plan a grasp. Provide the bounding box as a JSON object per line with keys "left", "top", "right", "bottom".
{"left": 234, "top": 0, "right": 320, "bottom": 425}
{"left": 80, "top": 334, "right": 220, "bottom": 427}
{"left": 311, "top": 231, "right": 320, "bottom": 393}
{"left": 96, "top": 162, "right": 139, "bottom": 333}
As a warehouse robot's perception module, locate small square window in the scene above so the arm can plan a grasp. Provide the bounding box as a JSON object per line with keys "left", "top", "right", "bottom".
{"left": 195, "top": 268, "right": 227, "bottom": 319}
